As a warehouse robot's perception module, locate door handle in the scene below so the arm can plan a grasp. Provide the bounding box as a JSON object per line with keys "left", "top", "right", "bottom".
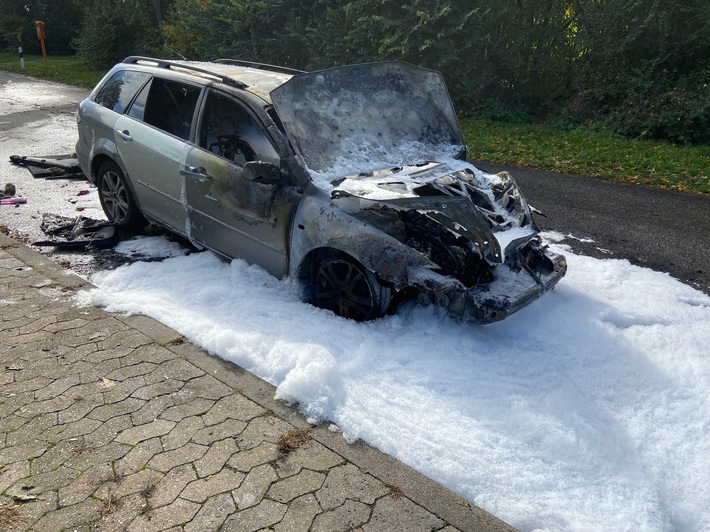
{"left": 180, "top": 166, "right": 212, "bottom": 183}
{"left": 115, "top": 129, "right": 132, "bottom": 141}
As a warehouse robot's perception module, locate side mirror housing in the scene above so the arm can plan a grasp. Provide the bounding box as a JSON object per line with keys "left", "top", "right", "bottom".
{"left": 242, "top": 161, "right": 285, "bottom": 185}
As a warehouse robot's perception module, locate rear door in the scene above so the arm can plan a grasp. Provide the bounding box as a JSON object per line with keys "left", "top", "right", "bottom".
{"left": 183, "top": 89, "right": 298, "bottom": 277}
{"left": 115, "top": 77, "right": 202, "bottom": 234}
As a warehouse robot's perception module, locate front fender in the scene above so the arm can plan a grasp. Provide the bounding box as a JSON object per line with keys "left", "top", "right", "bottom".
{"left": 289, "top": 191, "right": 437, "bottom": 285}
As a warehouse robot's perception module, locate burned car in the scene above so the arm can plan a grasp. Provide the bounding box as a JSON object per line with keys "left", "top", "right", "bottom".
{"left": 76, "top": 57, "right": 566, "bottom": 323}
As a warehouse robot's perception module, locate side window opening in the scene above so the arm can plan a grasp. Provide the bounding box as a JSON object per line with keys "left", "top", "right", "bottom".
{"left": 199, "top": 92, "right": 280, "bottom": 167}
{"left": 136, "top": 78, "right": 200, "bottom": 140}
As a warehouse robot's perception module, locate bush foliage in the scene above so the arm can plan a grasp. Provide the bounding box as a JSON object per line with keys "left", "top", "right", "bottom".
{"left": 1, "top": 0, "right": 708, "bottom": 144}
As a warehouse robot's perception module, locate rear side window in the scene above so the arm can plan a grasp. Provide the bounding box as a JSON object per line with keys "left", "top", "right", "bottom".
{"left": 94, "top": 70, "right": 150, "bottom": 113}
{"left": 129, "top": 78, "right": 200, "bottom": 141}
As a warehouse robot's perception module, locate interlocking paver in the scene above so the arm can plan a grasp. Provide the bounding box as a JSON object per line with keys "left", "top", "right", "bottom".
{"left": 130, "top": 393, "right": 181, "bottom": 426}
{"left": 126, "top": 496, "right": 200, "bottom": 532}
{"left": 202, "top": 394, "right": 266, "bottom": 426}
{"left": 0, "top": 413, "right": 27, "bottom": 436}
{"left": 268, "top": 469, "right": 326, "bottom": 503}
{"left": 58, "top": 393, "right": 104, "bottom": 424}
{"left": 237, "top": 415, "right": 294, "bottom": 449}
{"left": 115, "top": 437, "right": 163, "bottom": 476}
{"left": 63, "top": 441, "right": 131, "bottom": 471}
{"left": 58, "top": 462, "right": 113, "bottom": 507}
{"left": 274, "top": 493, "right": 322, "bottom": 532}
{"left": 115, "top": 418, "right": 176, "bottom": 445}
{"left": 184, "top": 492, "right": 235, "bottom": 532}
{"left": 53, "top": 416, "right": 103, "bottom": 441}
{"left": 149, "top": 463, "right": 197, "bottom": 508}
{"left": 131, "top": 379, "right": 186, "bottom": 401}
{"left": 191, "top": 418, "right": 246, "bottom": 446}
{"left": 88, "top": 397, "right": 146, "bottom": 422}
{"left": 311, "top": 499, "right": 372, "bottom": 532}
{"left": 106, "top": 361, "right": 158, "bottom": 382}
{"left": 194, "top": 437, "right": 238, "bottom": 477}
{"left": 275, "top": 439, "right": 344, "bottom": 478}
{"left": 83, "top": 413, "right": 133, "bottom": 447}
{"left": 232, "top": 463, "right": 278, "bottom": 509}
{"left": 182, "top": 467, "right": 246, "bottom": 503}
{"left": 227, "top": 441, "right": 280, "bottom": 472}
{"left": 147, "top": 442, "right": 208, "bottom": 472}
{"left": 101, "top": 375, "right": 147, "bottom": 404}
{"left": 0, "top": 438, "right": 47, "bottom": 465}
{"left": 5, "top": 412, "right": 59, "bottom": 446}
{"left": 222, "top": 498, "right": 288, "bottom": 531}
{"left": 34, "top": 373, "right": 81, "bottom": 401}
{"left": 7, "top": 464, "right": 78, "bottom": 496}
{"left": 161, "top": 416, "right": 205, "bottom": 451}
{"left": 0, "top": 460, "right": 30, "bottom": 494}
{"left": 16, "top": 394, "right": 74, "bottom": 418}
{"left": 31, "top": 497, "right": 105, "bottom": 531}
{"left": 316, "top": 464, "right": 388, "bottom": 510}
{"left": 94, "top": 492, "right": 145, "bottom": 531}
{"left": 2, "top": 489, "right": 59, "bottom": 531}
{"left": 161, "top": 397, "right": 215, "bottom": 422}
{"left": 145, "top": 359, "right": 205, "bottom": 384}
{"left": 183, "top": 374, "right": 234, "bottom": 400}
{"left": 363, "top": 494, "right": 445, "bottom": 531}
{"left": 95, "top": 467, "right": 162, "bottom": 501}
{"left": 1, "top": 375, "right": 53, "bottom": 394}
{"left": 121, "top": 344, "right": 176, "bottom": 366}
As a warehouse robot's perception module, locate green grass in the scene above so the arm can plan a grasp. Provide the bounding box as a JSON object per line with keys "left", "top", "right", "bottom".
{"left": 0, "top": 52, "right": 104, "bottom": 88}
{"left": 461, "top": 119, "right": 710, "bottom": 195}
{"left": 1, "top": 53, "right": 707, "bottom": 195}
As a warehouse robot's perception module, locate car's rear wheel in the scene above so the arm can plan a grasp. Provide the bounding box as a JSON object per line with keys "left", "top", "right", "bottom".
{"left": 97, "top": 161, "right": 145, "bottom": 230}
{"left": 311, "top": 252, "right": 392, "bottom": 321}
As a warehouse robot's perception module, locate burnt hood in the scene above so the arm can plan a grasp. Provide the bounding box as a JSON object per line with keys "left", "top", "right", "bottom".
{"left": 270, "top": 62, "right": 466, "bottom": 181}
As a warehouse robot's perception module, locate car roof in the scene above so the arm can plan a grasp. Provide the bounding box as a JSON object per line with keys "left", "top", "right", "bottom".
{"left": 121, "top": 56, "right": 300, "bottom": 103}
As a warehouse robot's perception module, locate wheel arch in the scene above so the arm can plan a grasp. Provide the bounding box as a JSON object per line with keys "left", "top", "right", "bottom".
{"left": 91, "top": 154, "right": 143, "bottom": 214}
{"left": 290, "top": 195, "right": 438, "bottom": 289}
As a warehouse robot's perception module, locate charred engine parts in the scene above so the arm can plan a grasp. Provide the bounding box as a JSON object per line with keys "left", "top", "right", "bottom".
{"left": 353, "top": 206, "right": 493, "bottom": 288}
{"left": 400, "top": 209, "right": 491, "bottom": 287}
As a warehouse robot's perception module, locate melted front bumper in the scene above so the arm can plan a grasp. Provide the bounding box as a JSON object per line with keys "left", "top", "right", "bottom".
{"left": 413, "top": 245, "right": 567, "bottom": 324}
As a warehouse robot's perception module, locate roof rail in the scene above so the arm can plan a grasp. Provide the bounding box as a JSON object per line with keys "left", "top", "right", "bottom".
{"left": 121, "top": 56, "right": 247, "bottom": 89}
{"left": 214, "top": 59, "right": 305, "bottom": 76}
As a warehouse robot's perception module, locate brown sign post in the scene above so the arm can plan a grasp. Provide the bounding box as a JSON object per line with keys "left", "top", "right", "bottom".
{"left": 34, "top": 20, "right": 47, "bottom": 60}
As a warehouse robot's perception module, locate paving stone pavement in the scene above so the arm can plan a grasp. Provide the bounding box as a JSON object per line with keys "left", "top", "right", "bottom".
{"left": 0, "top": 233, "right": 516, "bottom": 532}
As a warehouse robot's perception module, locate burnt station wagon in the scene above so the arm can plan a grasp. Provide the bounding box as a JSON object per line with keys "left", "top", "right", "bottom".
{"left": 76, "top": 57, "right": 566, "bottom": 323}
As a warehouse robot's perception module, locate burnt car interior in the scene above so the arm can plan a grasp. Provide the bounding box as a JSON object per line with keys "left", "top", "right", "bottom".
{"left": 142, "top": 79, "right": 200, "bottom": 140}
{"left": 199, "top": 92, "right": 279, "bottom": 166}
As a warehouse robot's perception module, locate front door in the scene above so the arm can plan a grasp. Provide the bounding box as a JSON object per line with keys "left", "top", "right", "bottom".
{"left": 184, "top": 90, "right": 298, "bottom": 277}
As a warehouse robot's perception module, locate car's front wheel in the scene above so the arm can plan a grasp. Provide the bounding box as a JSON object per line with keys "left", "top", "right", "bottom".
{"left": 97, "top": 161, "right": 145, "bottom": 231}
{"left": 311, "top": 252, "right": 392, "bottom": 321}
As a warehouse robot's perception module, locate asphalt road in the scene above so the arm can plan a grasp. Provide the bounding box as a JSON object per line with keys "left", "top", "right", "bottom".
{"left": 1, "top": 70, "right": 708, "bottom": 295}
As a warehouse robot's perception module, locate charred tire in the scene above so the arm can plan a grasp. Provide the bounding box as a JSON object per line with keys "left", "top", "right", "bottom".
{"left": 97, "top": 161, "right": 145, "bottom": 231}
{"left": 311, "top": 252, "right": 392, "bottom": 321}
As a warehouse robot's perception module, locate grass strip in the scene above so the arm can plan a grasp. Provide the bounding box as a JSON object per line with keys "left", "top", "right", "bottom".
{"left": 461, "top": 119, "right": 709, "bottom": 195}
{"left": 0, "top": 52, "right": 104, "bottom": 88}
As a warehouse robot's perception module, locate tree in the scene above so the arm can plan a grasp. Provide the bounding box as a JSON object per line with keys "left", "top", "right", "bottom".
{"left": 0, "top": 0, "right": 88, "bottom": 54}
{"left": 74, "top": 0, "right": 170, "bottom": 67}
